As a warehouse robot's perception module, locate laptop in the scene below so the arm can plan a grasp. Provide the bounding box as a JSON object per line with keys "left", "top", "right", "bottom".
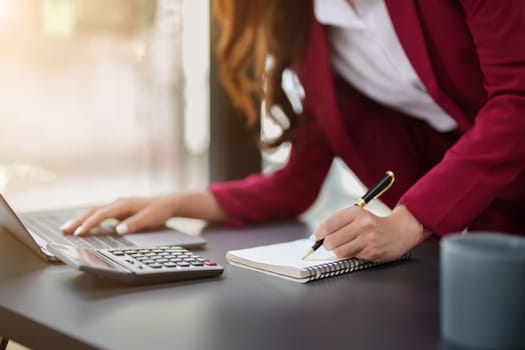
{"left": 0, "top": 193, "right": 207, "bottom": 262}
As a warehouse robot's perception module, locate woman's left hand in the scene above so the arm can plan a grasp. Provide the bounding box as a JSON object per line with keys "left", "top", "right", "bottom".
{"left": 312, "top": 204, "right": 425, "bottom": 262}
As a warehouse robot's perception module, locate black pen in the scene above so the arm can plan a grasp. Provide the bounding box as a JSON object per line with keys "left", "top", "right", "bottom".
{"left": 301, "top": 170, "right": 395, "bottom": 260}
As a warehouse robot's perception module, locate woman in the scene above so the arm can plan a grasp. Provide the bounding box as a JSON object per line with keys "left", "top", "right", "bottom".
{"left": 62, "top": 0, "right": 525, "bottom": 261}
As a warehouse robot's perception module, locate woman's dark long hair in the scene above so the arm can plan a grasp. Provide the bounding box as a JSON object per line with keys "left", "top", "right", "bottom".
{"left": 212, "top": 0, "right": 311, "bottom": 147}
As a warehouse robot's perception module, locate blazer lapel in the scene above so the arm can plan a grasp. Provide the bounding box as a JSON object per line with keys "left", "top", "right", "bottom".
{"left": 385, "top": 0, "right": 472, "bottom": 131}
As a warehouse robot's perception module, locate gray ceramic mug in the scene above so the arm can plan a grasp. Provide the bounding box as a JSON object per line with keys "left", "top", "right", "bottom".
{"left": 441, "top": 233, "right": 525, "bottom": 349}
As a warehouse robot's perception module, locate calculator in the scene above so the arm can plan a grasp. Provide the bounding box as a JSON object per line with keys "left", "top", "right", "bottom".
{"left": 47, "top": 243, "right": 224, "bottom": 284}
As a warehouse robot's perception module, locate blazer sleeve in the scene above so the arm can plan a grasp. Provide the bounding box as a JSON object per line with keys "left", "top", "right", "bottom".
{"left": 209, "top": 112, "right": 334, "bottom": 226}
{"left": 399, "top": 0, "right": 525, "bottom": 235}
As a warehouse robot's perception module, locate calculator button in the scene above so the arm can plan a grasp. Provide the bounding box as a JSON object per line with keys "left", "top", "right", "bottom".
{"left": 148, "top": 263, "right": 163, "bottom": 269}
{"left": 111, "top": 250, "right": 125, "bottom": 256}
{"left": 163, "top": 262, "right": 178, "bottom": 268}
{"left": 190, "top": 261, "right": 204, "bottom": 266}
{"left": 177, "top": 262, "right": 191, "bottom": 267}
{"left": 204, "top": 261, "right": 217, "bottom": 266}
{"left": 166, "top": 248, "right": 183, "bottom": 252}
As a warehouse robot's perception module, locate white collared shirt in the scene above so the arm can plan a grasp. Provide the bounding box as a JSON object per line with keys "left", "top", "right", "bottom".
{"left": 314, "top": 0, "right": 457, "bottom": 132}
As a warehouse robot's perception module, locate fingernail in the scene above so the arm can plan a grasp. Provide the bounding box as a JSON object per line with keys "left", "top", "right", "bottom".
{"left": 101, "top": 217, "right": 119, "bottom": 228}
{"left": 116, "top": 224, "right": 128, "bottom": 235}
{"left": 60, "top": 220, "right": 74, "bottom": 231}
{"left": 73, "top": 226, "right": 84, "bottom": 236}
{"left": 309, "top": 234, "right": 316, "bottom": 242}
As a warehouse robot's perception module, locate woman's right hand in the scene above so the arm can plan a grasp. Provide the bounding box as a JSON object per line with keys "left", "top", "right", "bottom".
{"left": 61, "top": 191, "right": 226, "bottom": 236}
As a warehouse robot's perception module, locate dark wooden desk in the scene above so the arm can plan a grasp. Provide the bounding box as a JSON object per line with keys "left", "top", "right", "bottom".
{"left": 1, "top": 222, "right": 445, "bottom": 350}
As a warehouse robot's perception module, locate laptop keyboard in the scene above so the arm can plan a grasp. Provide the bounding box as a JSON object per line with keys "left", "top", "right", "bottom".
{"left": 20, "top": 209, "right": 135, "bottom": 250}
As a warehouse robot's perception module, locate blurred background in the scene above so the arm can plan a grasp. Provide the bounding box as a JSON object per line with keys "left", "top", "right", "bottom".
{"left": 0, "top": 0, "right": 210, "bottom": 212}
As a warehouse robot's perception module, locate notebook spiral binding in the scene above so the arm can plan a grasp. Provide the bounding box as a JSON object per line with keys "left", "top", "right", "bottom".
{"left": 304, "top": 252, "right": 411, "bottom": 283}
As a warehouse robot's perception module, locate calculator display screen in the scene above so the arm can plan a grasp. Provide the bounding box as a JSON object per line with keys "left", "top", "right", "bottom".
{"left": 51, "top": 244, "right": 116, "bottom": 270}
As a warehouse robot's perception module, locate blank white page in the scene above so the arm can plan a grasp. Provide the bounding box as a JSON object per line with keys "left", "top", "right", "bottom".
{"left": 227, "top": 239, "right": 342, "bottom": 270}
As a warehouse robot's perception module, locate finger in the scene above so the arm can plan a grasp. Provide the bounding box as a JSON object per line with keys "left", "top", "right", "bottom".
{"left": 331, "top": 235, "right": 367, "bottom": 259}
{"left": 354, "top": 246, "right": 383, "bottom": 262}
{"left": 331, "top": 208, "right": 381, "bottom": 245}
{"left": 73, "top": 204, "right": 135, "bottom": 236}
{"left": 322, "top": 223, "right": 360, "bottom": 251}
{"left": 312, "top": 206, "right": 361, "bottom": 240}
{"left": 117, "top": 208, "right": 165, "bottom": 234}
{"left": 61, "top": 207, "right": 98, "bottom": 235}
{"left": 339, "top": 229, "right": 387, "bottom": 262}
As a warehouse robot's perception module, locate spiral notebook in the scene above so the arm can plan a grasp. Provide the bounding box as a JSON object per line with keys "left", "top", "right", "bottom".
{"left": 226, "top": 239, "right": 410, "bottom": 283}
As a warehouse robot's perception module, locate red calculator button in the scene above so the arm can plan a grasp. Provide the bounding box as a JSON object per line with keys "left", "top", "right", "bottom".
{"left": 204, "top": 261, "right": 217, "bottom": 266}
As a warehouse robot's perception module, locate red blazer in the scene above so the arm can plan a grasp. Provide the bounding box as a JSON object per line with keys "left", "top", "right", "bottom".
{"left": 210, "top": 0, "right": 525, "bottom": 236}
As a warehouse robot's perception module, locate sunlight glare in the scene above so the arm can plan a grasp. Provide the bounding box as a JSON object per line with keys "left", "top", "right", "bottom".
{"left": 42, "top": 0, "right": 76, "bottom": 36}
{"left": 0, "top": 0, "right": 13, "bottom": 25}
